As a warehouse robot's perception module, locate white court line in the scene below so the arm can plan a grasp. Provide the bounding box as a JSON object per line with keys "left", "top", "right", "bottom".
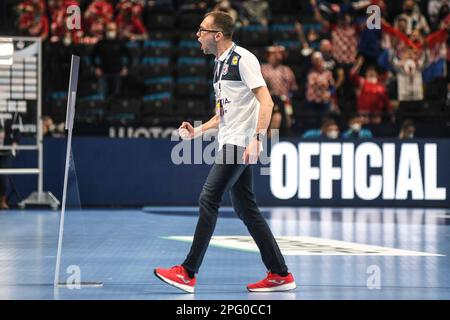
{"left": 163, "top": 236, "right": 445, "bottom": 256}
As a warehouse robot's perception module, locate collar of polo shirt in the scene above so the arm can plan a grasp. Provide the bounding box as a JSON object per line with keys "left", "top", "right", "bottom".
{"left": 216, "top": 42, "right": 235, "bottom": 62}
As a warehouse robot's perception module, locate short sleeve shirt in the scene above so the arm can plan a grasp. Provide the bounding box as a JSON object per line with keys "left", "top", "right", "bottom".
{"left": 213, "top": 43, "right": 266, "bottom": 150}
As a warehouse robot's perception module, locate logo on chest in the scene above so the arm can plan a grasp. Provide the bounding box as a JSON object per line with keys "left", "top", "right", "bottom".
{"left": 220, "top": 98, "right": 231, "bottom": 105}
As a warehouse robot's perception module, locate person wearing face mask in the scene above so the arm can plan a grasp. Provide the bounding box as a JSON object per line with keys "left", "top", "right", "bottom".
{"left": 305, "top": 51, "right": 338, "bottom": 114}
{"left": 398, "top": 119, "right": 416, "bottom": 139}
{"left": 324, "top": 121, "right": 340, "bottom": 139}
{"left": 350, "top": 56, "right": 391, "bottom": 124}
{"left": 302, "top": 118, "right": 340, "bottom": 139}
{"left": 394, "top": 0, "right": 430, "bottom": 36}
{"left": 342, "top": 114, "right": 373, "bottom": 139}
{"left": 391, "top": 47, "right": 427, "bottom": 122}
{"left": 91, "top": 22, "right": 131, "bottom": 99}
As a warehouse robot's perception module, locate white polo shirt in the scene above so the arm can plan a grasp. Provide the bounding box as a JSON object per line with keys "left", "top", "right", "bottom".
{"left": 213, "top": 43, "right": 266, "bottom": 150}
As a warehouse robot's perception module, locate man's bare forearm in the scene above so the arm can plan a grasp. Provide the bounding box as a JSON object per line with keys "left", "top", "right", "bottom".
{"left": 253, "top": 86, "right": 274, "bottom": 135}
{"left": 198, "top": 114, "right": 219, "bottom": 134}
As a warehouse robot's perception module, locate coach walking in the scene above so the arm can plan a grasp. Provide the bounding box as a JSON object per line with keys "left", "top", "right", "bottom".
{"left": 154, "top": 11, "right": 296, "bottom": 293}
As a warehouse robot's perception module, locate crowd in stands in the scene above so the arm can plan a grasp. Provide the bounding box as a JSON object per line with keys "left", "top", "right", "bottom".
{"left": 1, "top": 0, "right": 449, "bottom": 138}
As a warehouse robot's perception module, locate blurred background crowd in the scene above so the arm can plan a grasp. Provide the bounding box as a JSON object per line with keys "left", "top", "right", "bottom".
{"left": 0, "top": 0, "right": 449, "bottom": 139}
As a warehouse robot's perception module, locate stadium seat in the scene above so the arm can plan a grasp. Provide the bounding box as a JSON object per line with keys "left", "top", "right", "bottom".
{"left": 78, "top": 80, "right": 101, "bottom": 98}
{"left": 148, "top": 30, "right": 176, "bottom": 41}
{"left": 142, "top": 97, "right": 173, "bottom": 117}
{"left": 236, "top": 25, "right": 270, "bottom": 47}
{"left": 145, "top": 13, "right": 175, "bottom": 29}
{"left": 178, "top": 13, "right": 204, "bottom": 29}
{"left": 109, "top": 99, "right": 141, "bottom": 114}
{"left": 144, "top": 77, "right": 174, "bottom": 94}
{"left": 175, "top": 78, "right": 208, "bottom": 98}
{"left": 176, "top": 57, "right": 209, "bottom": 77}
{"left": 175, "top": 98, "right": 210, "bottom": 117}
{"left": 271, "top": 24, "right": 299, "bottom": 42}
{"left": 271, "top": 15, "right": 298, "bottom": 24}
{"left": 77, "top": 100, "right": 107, "bottom": 123}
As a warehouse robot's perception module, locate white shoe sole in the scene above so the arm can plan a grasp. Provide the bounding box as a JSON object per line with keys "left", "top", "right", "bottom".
{"left": 247, "top": 282, "right": 297, "bottom": 292}
{"left": 154, "top": 270, "right": 195, "bottom": 293}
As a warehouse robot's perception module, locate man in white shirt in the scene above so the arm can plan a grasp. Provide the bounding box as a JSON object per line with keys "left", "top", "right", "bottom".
{"left": 154, "top": 11, "right": 296, "bottom": 293}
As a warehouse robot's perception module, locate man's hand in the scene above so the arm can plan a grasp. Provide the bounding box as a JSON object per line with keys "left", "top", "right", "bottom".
{"left": 243, "top": 138, "right": 261, "bottom": 164}
{"left": 178, "top": 122, "right": 196, "bottom": 140}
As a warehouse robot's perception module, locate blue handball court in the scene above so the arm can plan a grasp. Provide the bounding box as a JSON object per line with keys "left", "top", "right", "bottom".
{"left": 1, "top": 138, "right": 449, "bottom": 300}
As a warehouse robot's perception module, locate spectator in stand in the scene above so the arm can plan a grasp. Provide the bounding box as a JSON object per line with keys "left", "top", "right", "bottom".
{"left": 178, "top": 0, "right": 210, "bottom": 13}
{"left": 43, "top": 116, "right": 65, "bottom": 137}
{"left": 16, "top": 0, "right": 49, "bottom": 39}
{"left": 350, "top": 56, "right": 391, "bottom": 124}
{"left": 84, "top": 0, "right": 114, "bottom": 39}
{"left": 398, "top": 118, "right": 416, "bottom": 138}
{"left": 261, "top": 45, "right": 299, "bottom": 133}
{"left": 0, "top": 113, "right": 22, "bottom": 210}
{"left": 342, "top": 114, "right": 373, "bottom": 139}
{"left": 305, "top": 28, "right": 322, "bottom": 51}
{"left": 92, "top": 22, "right": 131, "bottom": 99}
{"left": 391, "top": 46, "right": 427, "bottom": 119}
{"left": 310, "top": 0, "right": 359, "bottom": 114}
{"left": 305, "top": 51, "right": 338, "bottom": 114}
{"left": 427, "top": 0, "right": 450, "bottom": 31}
{"left": 145, "top": 0, "right": 174, "bottom": 11}
{"left": 394, "top": 0, "right": 430, "bottom": 36}
{"left": 382, "top": 16, "right": 410, "bottom": 59}
{"left": 310, "top": 0, "right": 359, "bottom": 68}
{"left": 240, "top": 0, "right": 271, "bottom": 27}
{"left": 302, "top": 118, "right": 340, "bottom": 139}
{"left": 213, "top": 0, "right": 239, "bottom": 24}
{"left": 116, "top": 0, "right": 148, "bottom": 40}
{"left": 48, "top": 0, "right": 84, "bottom": 43}
{"left": 318, "top": 39, "right": 345, "bottom": 93}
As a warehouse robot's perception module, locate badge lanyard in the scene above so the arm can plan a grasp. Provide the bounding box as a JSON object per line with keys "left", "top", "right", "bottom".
{"left": 215, "top": 43, "right": 236, "bottom": 117}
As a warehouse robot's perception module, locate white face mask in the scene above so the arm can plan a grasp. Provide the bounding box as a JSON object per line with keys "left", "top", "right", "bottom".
{"left": 106, "top": 31, "right": 117, "bottom": 39}
{"left": 63, "top": 37, "right": 71, "bottom": 46}
{"left": 351, "top": 123, "right": 361, "bottom": 131}
{"left": 327, "top": 130, "right": 339, "bottom": 139}
{"left": 404, "top": 59, "right": 416, "bottom": 75}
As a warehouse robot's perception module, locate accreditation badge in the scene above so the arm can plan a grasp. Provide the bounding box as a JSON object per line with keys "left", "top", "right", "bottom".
{"left": 215, "top": 99, "right": 224, "bottom": 117}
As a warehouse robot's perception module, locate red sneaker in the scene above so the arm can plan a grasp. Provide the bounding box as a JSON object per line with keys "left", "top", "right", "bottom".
{"left": 247, "top": 272, "right": 296, "bottom": 292}
{"left": 154, "top": 265, "right": 196, "bottom": 293}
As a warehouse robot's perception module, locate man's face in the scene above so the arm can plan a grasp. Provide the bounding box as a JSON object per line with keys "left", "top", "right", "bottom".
{"left": 349, "top": 117, "right": 362, "bottom": 131}
{"left": 197, "top": 16, "right": 219, "bottom": 55}
{"left": 106, "top": 24, "right": 117, "bottom": 39}
{"left": 319, "top": 40, "right": 332, "bottom": 57}
{"left": 325, "top": 124, "right": 340, "bottom": 139}
{"left": 365, "top": 69, "right": 378, "bottom": 83}
{"left": 403, "top": 0, "right": 414, "bottom": 13}
{"left": 312, "top": 54, "right": 324, "bottom": 69}
{"left": 398, "top": 19, "right": 407, "bottom": 32}
{"left": 267, "top": 51, "right": 283, "bottom": 65}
